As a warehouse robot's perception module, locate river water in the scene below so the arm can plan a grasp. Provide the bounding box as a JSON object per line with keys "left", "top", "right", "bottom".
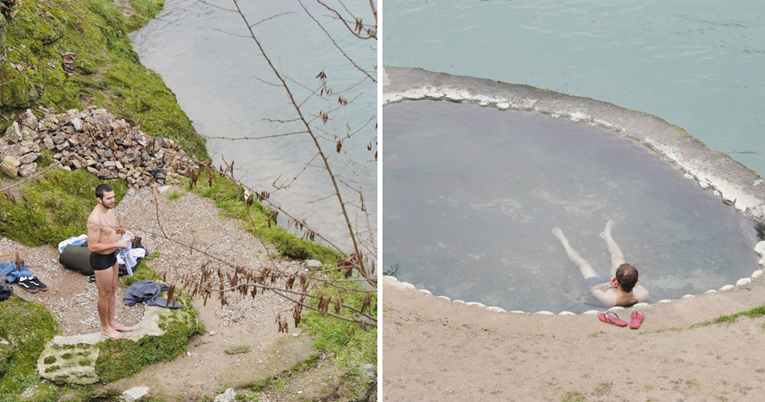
{"left": 131, "top": 0, "right": 377, "bottom": 251}
{"left": 384, "top": 0, "right": 765, "bottom": 176}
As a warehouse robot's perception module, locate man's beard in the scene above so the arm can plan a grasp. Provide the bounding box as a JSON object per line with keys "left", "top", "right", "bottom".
{"left": 100, "top": 200, "right": 114, "bottom": 209}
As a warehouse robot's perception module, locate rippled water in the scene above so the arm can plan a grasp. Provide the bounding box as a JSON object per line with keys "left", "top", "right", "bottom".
{"left": 131, "top": 0, "right": 377, "bottom": 249}
{"left": 384, "top": 100, "right": 759, "bottom": 312}
{"left": 384, "top": 0, "right": 765, "bottom": 176}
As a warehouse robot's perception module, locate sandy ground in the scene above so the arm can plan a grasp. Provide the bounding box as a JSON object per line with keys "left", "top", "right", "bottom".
{"left": 383, "top": 277, "right": 765, "bottom": 402}
{"left": 2, "top": 186, "right": 323, "bottom": 399}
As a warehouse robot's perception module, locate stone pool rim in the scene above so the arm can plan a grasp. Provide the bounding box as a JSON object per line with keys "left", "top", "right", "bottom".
{"left": 383, "top": 66, "right": 765, "bottom": 315}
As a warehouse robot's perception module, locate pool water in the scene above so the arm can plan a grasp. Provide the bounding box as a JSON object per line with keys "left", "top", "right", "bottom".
{"left": 383, "top": 100, "right": 760, "bottom": 313}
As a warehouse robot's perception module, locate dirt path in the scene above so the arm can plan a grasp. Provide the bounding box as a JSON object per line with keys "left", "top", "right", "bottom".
{"left": 383, "top": 277, "right": 765, "bottom": 402}
{"left": 2, "top": 186, "right": 319, "bottom": 399}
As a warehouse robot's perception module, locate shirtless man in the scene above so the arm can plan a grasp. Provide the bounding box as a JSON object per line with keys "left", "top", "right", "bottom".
{"left": 87, "top": 184, "right": 134, "bottom": 339}
{"left": 552, "top": 220, "right": 649, "bottom": 307}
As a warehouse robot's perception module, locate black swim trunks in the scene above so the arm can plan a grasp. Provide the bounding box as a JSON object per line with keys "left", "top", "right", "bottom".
{"left": 90, "top": 252, "right": 117, "bottom": 271}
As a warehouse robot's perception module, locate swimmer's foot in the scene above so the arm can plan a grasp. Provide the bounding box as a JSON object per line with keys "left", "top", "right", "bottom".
{"left": 112, "top": 324, "right": 133, "bottom": 332}
{"left": 552, "top": 227, "right": 568, "bottom": 243}
{"left": 101, "top": 328, "right": 124, "bottom": 340}
{"left": 599, "top": 220, "right": 615, "bottom": 240}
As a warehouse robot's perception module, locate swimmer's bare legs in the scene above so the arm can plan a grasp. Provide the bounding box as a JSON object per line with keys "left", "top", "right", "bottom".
{"left": 552, "top": 227, "right": 598, "bottom": 279}
{"left": 599, "top": 220, "right": 626, "bottom": 274}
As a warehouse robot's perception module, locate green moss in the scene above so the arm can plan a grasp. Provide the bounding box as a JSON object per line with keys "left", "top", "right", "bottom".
{"left": 62, "top": 353, "right": 73, "bottom": 360}
{"left": 44, "top": 365, "right": 61, "bottom": 373}
{"left": 78, "top": 360, "right": 90, "bottom": 366}
{"left": 0, "top": 169, "right": 127, "bottom": 247}
{"left": 0, "top": 298, "right": 60, "bottom": 398}
{"left": 0, "top": 0, "right": 207, "bottom": 159}
{"left": 119, "top": 260, "right": 162, "bottom": 287}
{"left": 43, "top": 356, "right": 57, "bottom": 364}
{"left": 94, "top": 315, "right": 199, "bottom": 383}
{"left": 224, "top": 346, "right": 250, "bottom": 355}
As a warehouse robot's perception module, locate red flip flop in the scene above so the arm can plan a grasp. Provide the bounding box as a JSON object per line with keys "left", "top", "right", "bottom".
{"left": 598, "top": 312, "right": 628, "bottom": 327}
{"left": 629, "top": 311, "right": 645, "bottom": 329}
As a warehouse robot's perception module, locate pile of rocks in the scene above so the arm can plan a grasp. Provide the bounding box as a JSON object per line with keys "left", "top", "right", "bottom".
{"left": 1, "top": 107, "right": 195, "bottom": 188}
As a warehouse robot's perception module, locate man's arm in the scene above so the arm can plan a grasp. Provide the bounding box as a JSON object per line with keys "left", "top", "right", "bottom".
{"left": 589, "top": 285, "right": 617, "bottom": 306}
{"left": 633, "top": 284, "right": 649, "bottom": 302}
{"left": 87, "top": 219, "right": 128, "bottom": 253}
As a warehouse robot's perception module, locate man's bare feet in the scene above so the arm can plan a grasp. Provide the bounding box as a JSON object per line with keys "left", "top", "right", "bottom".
{"left": 599, "top": 219, "right": 616, "bottom": 240}
{"left": 552, "top": 227, "right": 568, "bottom": 243}
{"left": 112, "top": 323, "right": 133, "bottom": 332}
{"left": 102, "top": 328, "right": 124, "bottom": 340}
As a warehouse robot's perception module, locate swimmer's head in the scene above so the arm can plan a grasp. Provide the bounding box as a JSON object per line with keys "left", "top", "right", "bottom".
{"left": 615, "top": 263, "right": 639, "bottom": 293}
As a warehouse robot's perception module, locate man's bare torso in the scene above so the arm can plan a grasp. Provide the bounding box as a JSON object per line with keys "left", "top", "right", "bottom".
{"left": 591, "top": 282, "right": 648, "bottom": 306}
{"left": 88, "top": 207, "right": 118, "bottom": 255}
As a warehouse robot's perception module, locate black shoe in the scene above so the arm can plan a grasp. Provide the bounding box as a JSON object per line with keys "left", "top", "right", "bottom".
{"left": 17, "top": 277, "right": 39, "bottom": 293}
{"left": 28, "top": 276, "right": 48, "bottom": 292}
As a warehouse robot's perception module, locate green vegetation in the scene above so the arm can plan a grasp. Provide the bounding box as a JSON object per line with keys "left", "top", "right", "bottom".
{"left": 273, "top": 378, "right": 287, "bottom": 392}
{"left": 94, "top": 309, "right": 201, "bottom": 383}
{"left": 561, "top": 390, "right": 585, "bottom": 402}
{"left": 0, "top": 0, "right": 208, "bottom": 159}
{"left": 236, "top": 392, "right": 259, "bottom": 401}
{"left": 0, "top": 298, "right": 60, "bottom": 399}
{"left": 167, "top": 191, "right": 183, "bottom": 201}
{"left": 644, "top": 384, "right": 654, "bottom": 392}
{"left": 186, "top": 168, "right": 343, "bottom": 263}
{"left": 693, "top": 305, "right": 765, "bottom": 328}
{"left": 224, "top": 346, "right": 250, "bottom": 355}
{"left": 591, "top": 381, "right": 613, "bottom": 397}
{"left": 0, "top": 169, "right": 126, "bottom": 247}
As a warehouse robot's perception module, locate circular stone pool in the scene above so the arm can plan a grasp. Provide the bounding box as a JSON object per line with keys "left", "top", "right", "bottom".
{"left": 383, "top": 99, "right": 761, "bottom": 313}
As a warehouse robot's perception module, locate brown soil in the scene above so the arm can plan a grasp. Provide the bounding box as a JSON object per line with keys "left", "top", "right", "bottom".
{"left": 2, "top": 186, "right": 319, "bottom": 399}
{"left": 383, "top": 277, "right": 765, "bottom": 402}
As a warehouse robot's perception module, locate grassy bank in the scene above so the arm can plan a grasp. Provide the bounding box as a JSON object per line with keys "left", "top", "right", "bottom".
{"left": 0, "top": 0, "right": 207, "bottom": 159}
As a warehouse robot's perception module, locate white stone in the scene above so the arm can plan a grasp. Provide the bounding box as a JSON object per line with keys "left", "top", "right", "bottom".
{"left": 120, "top": 386, "right": 150, "bottom": 402}
{"left": 466, "top": 302, "right": 486, "bottom": 307}
{"left": 657, "top": 299, "right": 672, "bottom": 303}
{"left": 383, "top": 275, "right": 399, "bottom": 283}
{"left": 608, "top": 306, "right": 624, "bottom": 311}
{"left": 400, "top": 282, "right": 416, "bottom": 290}
{"left": 496, "top": 103, "right": 510, "bottom": 109}
{"left": 704, "top": 289, "right": 717, "bottom": 294}
{"left": 558, "top": 311, "right": 576, "bottom": 316}
{"left": 304, "top": 259, "right": 322, "bottom": 269}
{"left": 4, "top": 122, "right": 22, "bottom": 143}
{"left": 582, "top": 310, "right": 600, "bottom": 316}
{"left": 633, "top": 303, "right": 649, "bottom": 308}
{"left": 71, "top": 118, "right": 84, "bottom": 131}
{"left": 487, "top": 306, "right": 507, "bottom": 313}
{"left": 713, "top": 190, "right": 721, "bottom": 197}
{"left": 683, "top": 173, "right": 693, "bottom": 180}
{"left": 157, "top": 185, "right": 172, "bottom": 193}
{"left": 734, "top": 200, "right": 747, "bottom": 212}
{"left": 437, "top": 296, "right": 451, "bottom": 301}
{"left": 759, "top": 259, "right": 765, "bottom": 266}
{"left": 419, "top": 289, "right": 432, "bottom": 295}
{"left": 752, "top": 270, "right": 763, "bottom": 279}
{"left": 535, "top": 311, "right": 554, "bottom": 315}
{"left": 214, "top": 388, "right": 236, "bottom": 402}
{"left": 720, "top": 285, "right": 734, "bottom": 291}
{"left": 736, "top": 278, "right": 752, "bottom": 286}
{"left": 452, "top": 300, "right": 466, "bottom": 304}
{"left": 682, "top": 294, "right": 695, "bottom": 299}
{"left": 699, "top": 181, "right": 709, "bottom": 189}
{"left": 755, "top": 242, "right": 765, "bottom": 258}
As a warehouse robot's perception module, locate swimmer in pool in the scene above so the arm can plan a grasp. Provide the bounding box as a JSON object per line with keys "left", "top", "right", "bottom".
{"left": 552, "top": 220, "right": 649, "bottom": 307}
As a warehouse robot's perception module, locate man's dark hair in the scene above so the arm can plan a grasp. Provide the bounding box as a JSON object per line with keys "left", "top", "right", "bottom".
{"left": 95, "top": 184, "right": 113, "bottom": 200}
{"left": 615, "top": 263, "right": 639, "bottom": 293}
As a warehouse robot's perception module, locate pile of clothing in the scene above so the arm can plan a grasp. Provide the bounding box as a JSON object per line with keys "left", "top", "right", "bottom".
{"left": 1, "top": 261, "right": 49, "bottom": 293}
{"left": 58, "top": 234, "right": 148, "bottom": 277}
